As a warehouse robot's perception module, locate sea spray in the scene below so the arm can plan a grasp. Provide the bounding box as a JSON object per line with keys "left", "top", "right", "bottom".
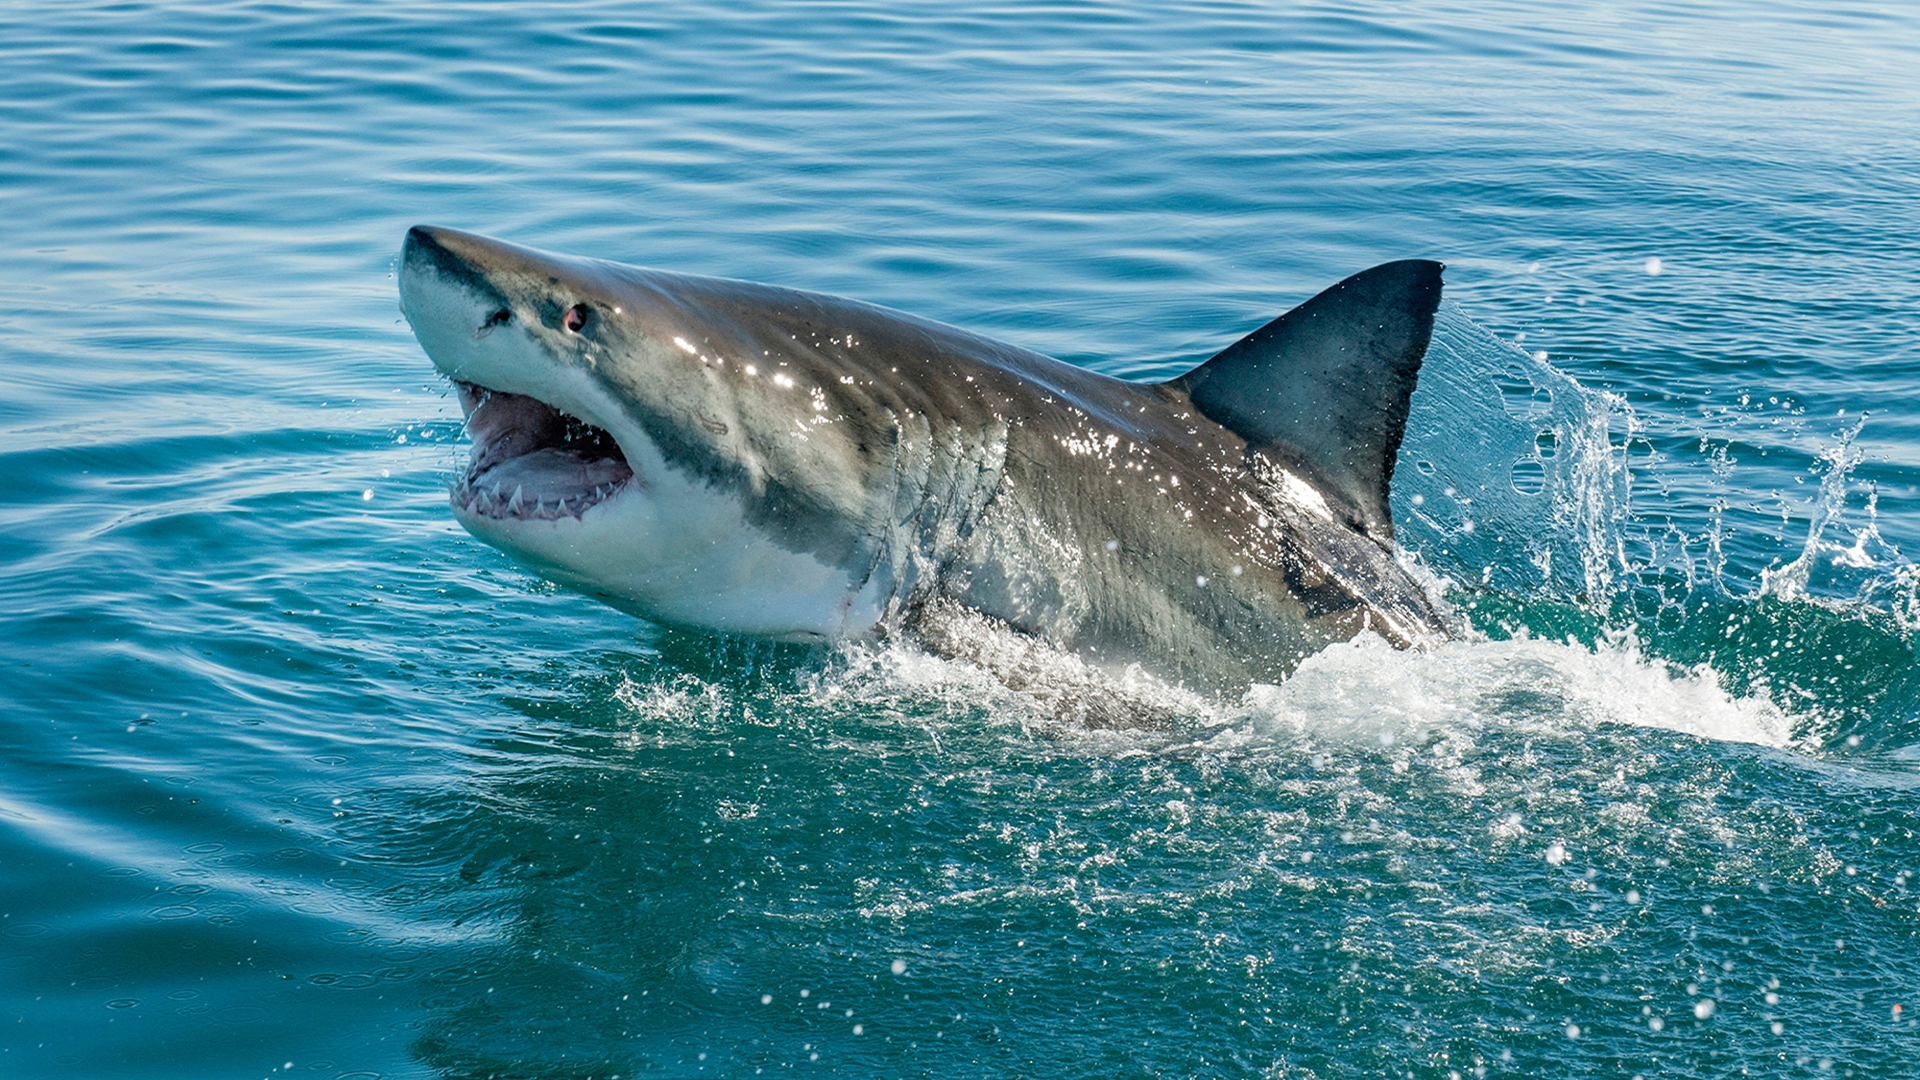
{"left": 1401, "top": 304, "right": 1918, "bottom": 748}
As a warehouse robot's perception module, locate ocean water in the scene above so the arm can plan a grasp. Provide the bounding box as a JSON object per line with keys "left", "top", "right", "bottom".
{"left": 3, "top": 1, "right": 1918, "bottom": 1077}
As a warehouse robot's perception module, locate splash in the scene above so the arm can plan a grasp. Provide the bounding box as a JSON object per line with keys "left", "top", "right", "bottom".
{"left": 1398, "top": 302, "right": 1640, "bottom": 607}
{"left": 1758, "top": 417, "right": 1916, "bottom": 626}
{"left": 1398, "top": 304, "right": 1918, "bottom": 747}
{"left": 1404, "top": 305, "right": 1915, "bottom": 614}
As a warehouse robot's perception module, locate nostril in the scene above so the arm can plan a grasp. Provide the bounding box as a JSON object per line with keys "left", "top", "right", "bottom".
{"left": 564, "top": 303, "right": 590, "bottom": 333}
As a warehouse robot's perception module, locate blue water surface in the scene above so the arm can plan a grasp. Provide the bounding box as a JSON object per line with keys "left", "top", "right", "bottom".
{"left": 3, "top": 2, "right": 1918, "bottom": 1078}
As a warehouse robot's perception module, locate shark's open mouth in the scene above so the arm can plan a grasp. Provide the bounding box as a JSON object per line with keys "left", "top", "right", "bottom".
{"left": 451, "top": 382, "right": 634, "bottom": 521}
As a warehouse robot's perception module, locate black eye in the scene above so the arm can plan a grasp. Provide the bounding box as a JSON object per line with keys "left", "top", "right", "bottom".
{"left": 483, "top": 309, "right": 511, "bottom": 327}
{"left": 563, "top": 303, "right": 590, "bottom": 333}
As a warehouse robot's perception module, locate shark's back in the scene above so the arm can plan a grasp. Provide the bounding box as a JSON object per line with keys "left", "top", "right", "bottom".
{"left": 922, "top": 261, "right": 1450, "bottom": 695}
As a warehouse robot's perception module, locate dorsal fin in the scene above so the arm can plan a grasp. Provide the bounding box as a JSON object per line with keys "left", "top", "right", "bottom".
{"left": 1165, "top": 259, "right": 1443, "bottom": 543}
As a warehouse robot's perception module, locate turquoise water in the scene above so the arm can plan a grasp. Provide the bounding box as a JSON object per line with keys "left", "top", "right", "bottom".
{"left": 3, "top": 1, "right": 1918, "bottom": 1077}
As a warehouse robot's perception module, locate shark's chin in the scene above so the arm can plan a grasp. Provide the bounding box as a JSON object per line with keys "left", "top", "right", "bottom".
{"left": 448, "top": 381, "right": 636, "bottom": 523}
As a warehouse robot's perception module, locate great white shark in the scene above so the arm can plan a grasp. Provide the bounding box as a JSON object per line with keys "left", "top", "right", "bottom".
{"left": 399, "top": 225, "right": 1450, "bottom": 723}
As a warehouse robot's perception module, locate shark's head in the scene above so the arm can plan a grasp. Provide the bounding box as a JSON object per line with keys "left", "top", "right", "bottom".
{"left": 398, "top": 225, "right": 919, "bottom": 640}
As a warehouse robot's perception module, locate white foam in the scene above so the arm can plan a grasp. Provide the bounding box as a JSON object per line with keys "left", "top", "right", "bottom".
{"left": 1238, "top": 629, "right": 1796, "bottom": 750}
{"left": 610, "top": 619, "right": 1799, "bottom": 757}
{"left": 826, "top": 630, "right": 1217, "bottom": 736}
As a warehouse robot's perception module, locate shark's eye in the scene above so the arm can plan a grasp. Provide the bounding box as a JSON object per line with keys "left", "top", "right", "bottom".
{"left": 483, "top": 309, "right": 511, "bottom": 328}
{"left": 563, "top": 303, "right": 590, "bottom": 333}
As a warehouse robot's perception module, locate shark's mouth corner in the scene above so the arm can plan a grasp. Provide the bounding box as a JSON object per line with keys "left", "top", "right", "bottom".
{"left": 451, "top": 381, "right": 635, "bottom": 522}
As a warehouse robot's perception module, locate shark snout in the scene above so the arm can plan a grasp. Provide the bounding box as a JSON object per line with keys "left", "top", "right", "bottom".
{"left": 402, "top": 224, "right": 589, "bottom": 290}
{"left": 402, "top": 225, "right": 477, "bottom": 292}
{"left": 404, "top": 224, "right": 501, "bottom": 275}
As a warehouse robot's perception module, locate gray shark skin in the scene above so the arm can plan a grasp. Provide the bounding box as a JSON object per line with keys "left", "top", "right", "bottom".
{"left": 399, "top": 225, "right": 1449, "bottom": 721}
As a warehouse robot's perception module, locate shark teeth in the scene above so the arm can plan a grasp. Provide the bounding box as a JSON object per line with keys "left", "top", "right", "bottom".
{"left": 452, "top": 474, "right": 631, "bottom": 523}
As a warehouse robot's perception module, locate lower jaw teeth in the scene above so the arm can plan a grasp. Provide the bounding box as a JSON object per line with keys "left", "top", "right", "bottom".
{"left": 455, "top": 483, "right": 616, "bottom": 520}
